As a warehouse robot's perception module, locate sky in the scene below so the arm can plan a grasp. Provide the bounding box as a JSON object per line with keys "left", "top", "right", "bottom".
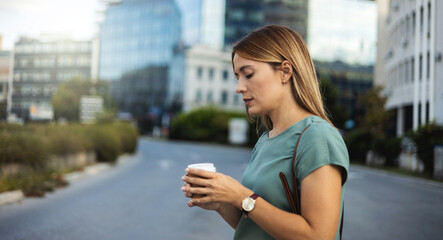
{"left": 0, "top": 0, "right": 102, "bottom": 50}
{"left": 0, "top": 0, "right": 376, "bottom": 65}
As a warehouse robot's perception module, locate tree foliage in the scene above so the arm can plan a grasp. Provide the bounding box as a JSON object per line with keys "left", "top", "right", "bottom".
{"left": 52, "top": 78, "right": 114, "bottom": 122}
{"left": 345, "top": 86, "right": 401, "bottom": 164}
{"left": 319, "top": 78, "right": 348, "bottom": 129}
{"left": 408, "top": 123, "right": 443, "bottom": 177}
{"left": 357, "top": 86, "right": 393, "bottom": 138}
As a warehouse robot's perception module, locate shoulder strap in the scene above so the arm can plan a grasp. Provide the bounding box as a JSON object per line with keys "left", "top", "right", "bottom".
{"left": 290, "top": 125, "right": 310, "bottom": 214}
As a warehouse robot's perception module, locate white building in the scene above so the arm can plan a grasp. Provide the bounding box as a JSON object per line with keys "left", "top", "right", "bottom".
{"left": 375, "top": 0, "right": 443, "bottom": 136}
{"left": 168, "top": 45, "right": 244, "bottom": 112}
{"left": 0, "top": 49, "right": 10, "bottom": 120}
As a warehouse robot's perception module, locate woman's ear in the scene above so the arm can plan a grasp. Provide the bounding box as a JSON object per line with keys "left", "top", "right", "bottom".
{"left": 281, "top": 60, "right": 293, "bottom": 82}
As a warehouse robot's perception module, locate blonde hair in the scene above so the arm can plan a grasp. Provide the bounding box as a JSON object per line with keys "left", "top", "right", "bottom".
{"left": 232, "top": 24, "right": 333, "bottom": 132}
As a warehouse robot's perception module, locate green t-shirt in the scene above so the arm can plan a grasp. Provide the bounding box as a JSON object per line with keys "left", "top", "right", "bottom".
{"left": 233, "top": 115, "right": 349, "bottom": 240}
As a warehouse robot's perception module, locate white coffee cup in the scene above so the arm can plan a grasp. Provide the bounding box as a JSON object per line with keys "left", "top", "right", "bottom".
{"left": 186, "top": 163, "right": 216, "bottom": 198}
{"left": 187, "top": 163, "right": 216, "bottom": 172}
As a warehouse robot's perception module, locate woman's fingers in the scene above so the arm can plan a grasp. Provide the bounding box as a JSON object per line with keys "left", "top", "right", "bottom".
{"left": 189, "top": 195, "right": 212, "bottom": 206}
{"left": 181, "top": 175, "right": 210, "bottom": 187}
{"left": 181, "top": 185, "right": 209, "bottom": 195}
{"left": 185, "top": 168, "right": 217, "bottom": 179}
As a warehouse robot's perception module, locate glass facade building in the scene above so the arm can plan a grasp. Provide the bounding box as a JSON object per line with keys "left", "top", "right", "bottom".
{"left": 99, "top": 0, "right": 181, "bottom": 133}
{"left": 224, "top": 0, "right": 309, "bottom": 46}
{"left": 176, "top": 0, "right": 225, "bottom": 49}
{"left": 99, "top": 0, "right": 181, "bottom": 81}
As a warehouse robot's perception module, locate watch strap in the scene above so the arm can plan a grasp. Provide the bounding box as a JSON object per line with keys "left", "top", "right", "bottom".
{"left": 250, "top": 193, "right": 259, "bottom": 200}
{"left": 242, "top": 193, "right": 259, "bottom": 217}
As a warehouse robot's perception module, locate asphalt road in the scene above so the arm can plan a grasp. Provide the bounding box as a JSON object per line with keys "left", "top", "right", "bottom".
{"left": 0, "top": 138, "right": 442, "bottom": 240}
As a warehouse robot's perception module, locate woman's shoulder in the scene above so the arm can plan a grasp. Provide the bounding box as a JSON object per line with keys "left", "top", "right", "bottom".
{"left": 304, "top": 116, "right": 344, "bottom": 142}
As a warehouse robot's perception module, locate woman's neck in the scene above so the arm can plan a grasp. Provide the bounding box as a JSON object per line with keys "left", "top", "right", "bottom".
{"left": 268, "top": 103, "right": 312, "bottom": 138}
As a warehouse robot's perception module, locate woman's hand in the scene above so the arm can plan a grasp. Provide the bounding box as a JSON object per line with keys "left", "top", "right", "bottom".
{"left": 182, "top": 182, "right": 222, "bottom": 211}
{"left": 181, "top": 168, "right": 253, "bottom": 210}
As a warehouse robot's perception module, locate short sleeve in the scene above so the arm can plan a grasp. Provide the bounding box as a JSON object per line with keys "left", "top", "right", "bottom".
{"left": 295, "top": 123, "right": 349, "bottom": 185}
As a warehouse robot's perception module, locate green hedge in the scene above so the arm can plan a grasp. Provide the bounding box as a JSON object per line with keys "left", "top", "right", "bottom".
{"left": 0, "top": 122, "right": 138, "bottom": 195}
{"left": 169, "top": 107, "right": 254, "bottom": 144}
{"left": 0, "top": 122, "right": 138, "bottom": 166}
{"left": 407, "top": 123, "right": 443, "bottom": 177}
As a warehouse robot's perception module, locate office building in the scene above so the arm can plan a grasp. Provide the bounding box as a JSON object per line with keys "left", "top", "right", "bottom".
{"left": 98, "top": 0, "right": 181, "bottom": 133}
{"left": 315, "top": 60, "right": 373, "bottom": 129}
{"left": 168, "top": 45, "right": 243, "bottom": 113}
{"left": 98, "top": 0, "right": 181, "bottom": 81}
{"left": 0, "top": 45, "right": 10, "bottom": 120}
{"left": 176, "top": 0, "right": 225, "bottom": 49}
{"left": 11, "top": 37, "right": 92, "bottom": 120}
{"left": 375, "top": 0, "right": 443, "bottom": 136}
{"left": 224, "top": 0, "right": 309, "bottom": 46}
{"left": 307, "top": 0, "right": 376, "bottom": 65}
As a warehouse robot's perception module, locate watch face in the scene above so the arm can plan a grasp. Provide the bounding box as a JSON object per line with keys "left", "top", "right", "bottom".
{"left": 242, "top": 198, "right": 255, "bottom": 212}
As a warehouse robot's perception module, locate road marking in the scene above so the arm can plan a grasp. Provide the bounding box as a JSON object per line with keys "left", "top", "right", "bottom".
{"left": 158, "top": 159, "right": 174, "bottom": 170}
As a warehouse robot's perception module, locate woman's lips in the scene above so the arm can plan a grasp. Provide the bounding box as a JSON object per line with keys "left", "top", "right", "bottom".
{"left": 244, "top": 98, "right": 254, "bottom": 107}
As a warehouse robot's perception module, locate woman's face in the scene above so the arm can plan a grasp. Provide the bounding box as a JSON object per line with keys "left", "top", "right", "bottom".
{"left": 233, "top": 53, "right": 286, "bottom": 116}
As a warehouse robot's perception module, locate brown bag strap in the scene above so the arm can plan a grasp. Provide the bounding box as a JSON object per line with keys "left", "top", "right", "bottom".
{"left": 279, "top": 124, "right": 344, "bottom": 239}
{"left": 291, "top": 125, "right": 310, "bottom": 214}
{"left": 279, "top": 125, "right": 309, "bottom": 215}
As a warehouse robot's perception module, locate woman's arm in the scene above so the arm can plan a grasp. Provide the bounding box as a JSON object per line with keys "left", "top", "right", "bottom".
{"left": 216, "top": 203, "right": 242, "bottom": 229}
{"left": 182, "top": 164, "right": 342, "bottom": 240}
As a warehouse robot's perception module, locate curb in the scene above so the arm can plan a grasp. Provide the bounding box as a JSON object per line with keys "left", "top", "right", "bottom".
{"left": 0, "top": 190, "right": 24, "bottom": 205}
{"left": 0, "top": 154, "right": 133, "bottom": 206}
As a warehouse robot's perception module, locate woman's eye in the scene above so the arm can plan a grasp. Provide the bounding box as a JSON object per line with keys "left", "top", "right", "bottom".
{"left": 246, "top": 74, "right": 253, "bottom": 79}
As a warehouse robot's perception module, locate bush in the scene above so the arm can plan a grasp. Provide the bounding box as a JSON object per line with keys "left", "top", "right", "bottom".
{"left": 89, "top": 125, "right": 121, "bottom": 163}
{"left": 170, "top": 107, "right": 246, "bottom": 144}
{"left": 408, "top": 122, "right": 443, "bottom": 177}
{"left": 114, "top": 122, "right": 138, "bottom": 154}
{"left": 344, "top": 128, "right": 374, "bottom": 163}
{"left": 0, "top": 132, "right": 49, "bottom": 168}
{"left": 373, "top": 136, "right": 401, "bottom": 166}
{"left": 45, "top": 125, "right": 94, "bottom": 155}
{"left": 0, "top": 122, "right": 138, "bottom": 195}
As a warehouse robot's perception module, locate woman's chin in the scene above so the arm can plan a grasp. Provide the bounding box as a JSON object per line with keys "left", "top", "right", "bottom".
{"left": 247, "top": 107, "right": 261, "bottom": 116}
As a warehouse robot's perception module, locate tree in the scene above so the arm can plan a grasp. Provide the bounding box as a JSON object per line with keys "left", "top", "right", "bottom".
{"left": 357, "top": 86, "right": 393, "bottom": 137}
{"left": 345, "top": 86, "right": 401, "bottom": 165}
{"left": 52, "top": 78, "right": 93, "bottom": 122}
{"left": 408, "top": 123, "right": 443, "bottom": 177}
{"left": 319, "top": 77, "right": 348, "bottom": 129}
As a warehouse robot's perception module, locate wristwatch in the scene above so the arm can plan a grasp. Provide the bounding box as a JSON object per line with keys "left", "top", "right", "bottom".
{"left": 242, "top": 193, "right": 259, "bottom": 216}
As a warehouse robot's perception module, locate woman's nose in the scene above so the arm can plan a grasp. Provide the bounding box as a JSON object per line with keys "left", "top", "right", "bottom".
{"left": 236, "top": 81, "right": 246, "bottom": 94}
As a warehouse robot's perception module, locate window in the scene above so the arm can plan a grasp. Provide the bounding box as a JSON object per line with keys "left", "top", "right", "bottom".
{"left": 411, "top": 57, "right": 415, "bottom": 81}
{"left": 234, "top": 94, "right": 239, "bottom": 105}
{"left": 207, "top": 91, "right": 213, "bottom": 103}
{"left": 419, "top": 54, "right": 422, "bottom": 81}
{"left": 426, "top": 51, "right": 430, "bottom": 79}
{"left": 197, "top": 67, "right": 203, "bottom": 79}
{"left": 420, "top": 7, "right": 423, "bottom": 35}
{"left": 14, "top": 72, "right": 20, "bottom": 81}
{"left": 412, "top": 12, "right": 416, "bottom": 36}
{"left": 222, "top": 70, "right": 229, "bottom": 81}
{"left": 208, "top": 68, "right": 214, "bottom": 80}
{"left": 405, "top": 60, "right": 409, "bottom": 83}
{"left": 196, "top": 89, "right": 202, "bottom": 103}
{"left": 428, "top": 2, "right": 431, "bottom": 38}
{"left": 221, "top": 91, "right": 228, "bottom": 105}
{"left": 406, "top": 15, "right": 410, "bottom": 38}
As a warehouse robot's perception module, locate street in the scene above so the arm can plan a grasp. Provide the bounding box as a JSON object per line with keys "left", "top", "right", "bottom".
{"left": 0, "top": 138, "right": 442, "bottom": 239}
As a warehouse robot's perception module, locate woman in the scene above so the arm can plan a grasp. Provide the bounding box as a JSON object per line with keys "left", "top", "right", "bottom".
{"left": 181, "top": 25, "right": 349, "bottom": 240}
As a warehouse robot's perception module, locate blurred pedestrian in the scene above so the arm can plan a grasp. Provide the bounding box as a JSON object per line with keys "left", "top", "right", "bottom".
{"left": 181, "top": 25, "right": 349, "bottom": 240}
